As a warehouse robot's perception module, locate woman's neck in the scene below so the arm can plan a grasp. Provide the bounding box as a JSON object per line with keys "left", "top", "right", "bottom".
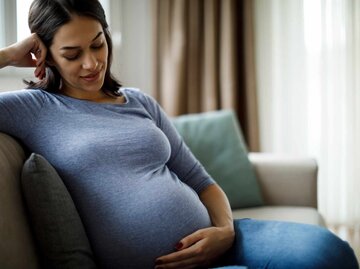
{"left": 61, "top": 88, "right": 125, "bottom": 104}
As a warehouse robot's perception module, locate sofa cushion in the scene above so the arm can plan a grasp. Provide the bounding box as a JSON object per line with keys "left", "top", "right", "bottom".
{"left": 173, "top": 110, "right": 263, "bottom": 208}
{"left": 21, "top": 153, "right": 97, "bottom": 269}
{"left": 232, "top": 206, "right": 326, "bottom": 227}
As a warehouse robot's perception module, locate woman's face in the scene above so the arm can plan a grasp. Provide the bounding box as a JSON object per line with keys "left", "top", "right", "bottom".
{"left": 49, "top": 15, "right": 108, "bottom": 99}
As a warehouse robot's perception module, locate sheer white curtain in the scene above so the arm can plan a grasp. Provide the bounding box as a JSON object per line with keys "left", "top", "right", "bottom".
{"left": 254, "top": 0, "right": 360, "bottom": 226}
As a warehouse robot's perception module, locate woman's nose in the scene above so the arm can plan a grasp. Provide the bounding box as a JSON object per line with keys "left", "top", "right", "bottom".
{"left": 82, "top": 53, "right": 98, "bottom": 71}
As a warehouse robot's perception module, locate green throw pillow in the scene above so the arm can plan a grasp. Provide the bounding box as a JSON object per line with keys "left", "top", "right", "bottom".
{"left": 172, "top": 110, "right": 263, "bottom": 209}
{"left": 21, "top": 153, "right": 97, "bottom": 269}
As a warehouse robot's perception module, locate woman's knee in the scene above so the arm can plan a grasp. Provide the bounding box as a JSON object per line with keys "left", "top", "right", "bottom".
{"left": 302, "top": 227, "right": 359, "bottom": 269}
{"left": 231, "top": 219, "right": 359, "bottom": 269}
{"left": 271, "top": 223, "right": 359, "bottom": 269}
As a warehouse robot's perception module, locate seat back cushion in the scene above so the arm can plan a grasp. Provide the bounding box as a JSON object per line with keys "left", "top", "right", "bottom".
{"left": 173, "top": 110, "right": 263, "bottom": 209}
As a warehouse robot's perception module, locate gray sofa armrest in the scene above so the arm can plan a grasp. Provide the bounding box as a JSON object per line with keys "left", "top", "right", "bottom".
{"left": 249, "top": 153, "right": 318, "bottom": 208}
{"left": 0, "top": 133, "right": 40, "bottom": 269}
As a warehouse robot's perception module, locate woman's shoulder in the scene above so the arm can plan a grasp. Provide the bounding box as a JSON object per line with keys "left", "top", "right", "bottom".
{"left": 0, "top": 88, "right": 47, "bottom": 106}
{"left": 120, "top": 87, "right": 158, "bottom": 106}
{"left": 119, "top": 87, "right": 165, "bottom": 123}
{"left": 120, "top": 87, "right": 143, "bottom": 98}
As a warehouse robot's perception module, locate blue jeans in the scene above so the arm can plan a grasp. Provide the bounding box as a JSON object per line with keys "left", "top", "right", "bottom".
{"left": 211, "top": 219, "right": 359, "bottom": 269}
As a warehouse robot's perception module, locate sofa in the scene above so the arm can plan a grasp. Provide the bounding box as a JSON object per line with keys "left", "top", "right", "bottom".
{"left": 0, "top": 131, "right": 325, "bottom": 269}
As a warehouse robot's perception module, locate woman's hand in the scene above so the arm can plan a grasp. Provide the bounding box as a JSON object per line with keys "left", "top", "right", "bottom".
{"left": 155, "top": 184, "right": 235, "bottom": 268}
{"left": 155, "top": 225, "right": 235, "bottom": 269}
{"left": 0, "top": 33, "right": 47, "bottom": 79}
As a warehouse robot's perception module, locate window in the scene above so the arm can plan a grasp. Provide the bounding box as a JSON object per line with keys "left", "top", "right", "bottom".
{"left": 16, "top": 0, "right": 32, "bottom": 42}
{"left": 0, "top": 0, "right": 111, "bottom": 45}
{"left": 0, "top": 1, "right": 4, "bottom": 47}
{"left": 0, "top": 0, "right": 16, "bottom": 47}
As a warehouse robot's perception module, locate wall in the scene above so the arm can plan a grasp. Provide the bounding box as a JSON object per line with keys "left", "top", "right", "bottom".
{"left": 0, "top": 68, "right": 34, "bottom": 91}
{"left": 111, "top": 0, "right": 153, "bottom": 94}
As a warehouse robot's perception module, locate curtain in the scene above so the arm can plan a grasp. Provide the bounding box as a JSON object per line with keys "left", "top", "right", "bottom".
{"left": 152, "top": 0, "right": 260, "bottom": 151}
{"left": 254, "top": 0, "right": 360, "bottom": 226}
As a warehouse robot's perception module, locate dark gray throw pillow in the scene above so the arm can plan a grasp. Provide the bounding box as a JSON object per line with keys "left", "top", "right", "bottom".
{"left": 21, "top": 153, "right": 97, "bottom": 269}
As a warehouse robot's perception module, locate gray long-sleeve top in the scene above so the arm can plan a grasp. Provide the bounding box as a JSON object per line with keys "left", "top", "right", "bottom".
{"left": 0, "top": 87, "right": 214, "bottom": 268}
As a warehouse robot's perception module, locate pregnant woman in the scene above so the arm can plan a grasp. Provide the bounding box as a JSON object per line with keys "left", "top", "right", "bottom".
{"left": 0, "top": 0, "right": 358, "bottom": 268}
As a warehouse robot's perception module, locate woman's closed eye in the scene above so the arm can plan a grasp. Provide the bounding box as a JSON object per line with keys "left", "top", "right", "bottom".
{"left": 62, "top": 42, "right": 104, "bottom": 61}
{"left": 91, "top": 42, "right": 104, "bottom": 49}
{"left": 63, "top": 52, "right": 80, "bottom": 61}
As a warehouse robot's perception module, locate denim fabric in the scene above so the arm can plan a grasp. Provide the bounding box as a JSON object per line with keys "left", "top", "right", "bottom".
{"left": 213, "top": 265, "right": 247, "bottom": 269}
{"left": 213, "top": 219, "right": 359, "bottom": 269}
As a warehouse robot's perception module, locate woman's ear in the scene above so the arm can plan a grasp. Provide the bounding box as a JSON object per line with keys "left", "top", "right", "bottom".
{"left": 46, "top": 59, "right": 55, "bottom": 67}
{"left": 45, "top": 53, "right": 56, "bottom": 67}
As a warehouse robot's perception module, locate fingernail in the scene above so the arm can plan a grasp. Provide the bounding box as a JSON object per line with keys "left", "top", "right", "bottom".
{"left": 175, "top": 242, "right": 183, "bottom": 250}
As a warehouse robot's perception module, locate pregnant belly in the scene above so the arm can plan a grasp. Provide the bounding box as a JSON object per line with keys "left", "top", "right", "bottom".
{"left": 77, "top": 172, "right": 212, "bottom": 269}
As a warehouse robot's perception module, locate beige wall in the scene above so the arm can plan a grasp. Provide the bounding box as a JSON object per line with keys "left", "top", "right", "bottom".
{"left": 0, "top": 68, "right": 34, "bottom": 92}
{"left": 111, "top": 0, "right": 153, "bottom": 94}
{"left": 0, "top": 77, "right": 25, "bottom": 92}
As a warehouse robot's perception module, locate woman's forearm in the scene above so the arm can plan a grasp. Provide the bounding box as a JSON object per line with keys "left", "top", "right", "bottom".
{"left": 0, "top": 48, "right": 10, "bottom": 69}
{"left": 0, "top": 34, "right": 47, "bottom": 73}
{"left": 200, "top": 184, "right": 234, "bottom": 231}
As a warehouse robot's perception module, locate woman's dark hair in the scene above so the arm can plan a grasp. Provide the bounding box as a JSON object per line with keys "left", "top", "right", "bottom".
{"left": 25, "top": 0, "right": 121, "bottom": 96}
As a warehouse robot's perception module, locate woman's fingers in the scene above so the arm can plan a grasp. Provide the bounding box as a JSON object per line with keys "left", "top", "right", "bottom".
{"left": 176, "top": 229, "right": 205, "bottom": 250}
{"left": 155, "top": 243, "right": 204, "bottom": 269}
{"left": 155, "top": 255, "right": 202, "bottom": 269}
{"left": 31, "top": 34, "right": 47, "bottom": 67}
{"left": 155, "top": 227, "right": 234, "bottom": 269}
{"left": 34, "top": 64, "right": 46, "bottom": 80}
{"left": 7, "top": 33, "right": 47, "bottom": 69}
{"left": 29, "top": 34, "right": 47, "bottom": 79}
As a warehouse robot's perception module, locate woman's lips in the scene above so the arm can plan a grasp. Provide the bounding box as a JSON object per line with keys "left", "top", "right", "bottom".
{"left": 81, "top": 70, "right": 101, "bottom": 82}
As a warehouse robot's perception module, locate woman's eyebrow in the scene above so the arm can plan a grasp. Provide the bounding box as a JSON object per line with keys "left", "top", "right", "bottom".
{"left": 60, "top": 31, "right": 103, "bottom": 50}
